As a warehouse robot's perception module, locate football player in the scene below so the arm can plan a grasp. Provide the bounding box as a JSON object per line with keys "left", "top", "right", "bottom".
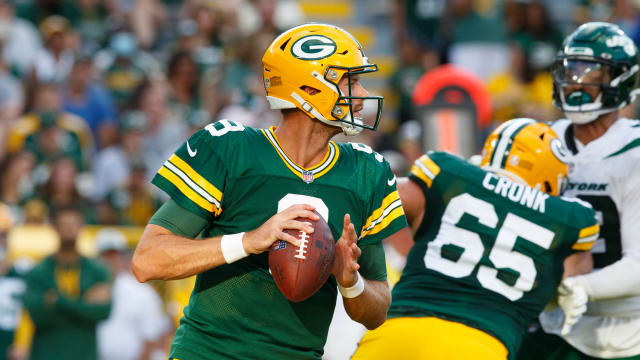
{"left": 517, "top": 22, "right": 640, "bottom": 360}
{"left": 352, "top": 119, "right": 599, "bottom": 360}
{"left": 131, "top": 23, "right": 408, "bottom": 359}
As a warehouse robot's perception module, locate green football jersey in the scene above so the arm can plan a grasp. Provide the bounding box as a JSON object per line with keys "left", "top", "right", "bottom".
{"left": 389, "top": 151, "right": 599, "bottom": 359}
{"left": 151, "top": 120, "right": 407, "bottom": 359}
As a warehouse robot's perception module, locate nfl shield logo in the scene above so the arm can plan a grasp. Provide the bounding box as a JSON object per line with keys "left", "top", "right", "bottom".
{"left": 302, "top": 171, "right": 314, "bottom": 184}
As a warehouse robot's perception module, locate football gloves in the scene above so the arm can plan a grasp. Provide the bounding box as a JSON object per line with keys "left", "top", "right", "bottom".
{"left": 558, "top": 276, "right": 589, "bottom": 335}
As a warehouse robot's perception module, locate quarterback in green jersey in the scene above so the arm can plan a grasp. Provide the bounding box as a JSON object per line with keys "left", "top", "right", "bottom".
{"left": 353, "top": 119, "right": 599, "bottom": 360}
{"left": 131, "top": 23, "right": 408, "bottom": 359}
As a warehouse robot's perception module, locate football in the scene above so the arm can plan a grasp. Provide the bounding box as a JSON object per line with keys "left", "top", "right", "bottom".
{"left": 269, "top": 212, "right": 335, "bottom": 302}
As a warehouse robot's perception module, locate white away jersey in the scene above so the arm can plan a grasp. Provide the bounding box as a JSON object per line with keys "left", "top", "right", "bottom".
{"left": 544, "top": 118, "right": 640, "bottom": 358}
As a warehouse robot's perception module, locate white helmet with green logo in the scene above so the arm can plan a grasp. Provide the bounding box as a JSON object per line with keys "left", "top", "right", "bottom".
{"left": 552, "top": 22, "right": 640, "bottom": 124}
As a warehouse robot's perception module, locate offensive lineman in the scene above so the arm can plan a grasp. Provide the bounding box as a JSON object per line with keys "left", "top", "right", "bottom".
{"left": 131, "top": 24, "right": 408, "bottom": 359}
{"left": 518, "top": 22, "right": 640, "bottom": 360}
{"left": 352, "top": 119, "right": 599, "bottom": 360}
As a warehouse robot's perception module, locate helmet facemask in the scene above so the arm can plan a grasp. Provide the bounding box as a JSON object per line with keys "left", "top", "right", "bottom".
{"left": 323, "top": 65, "right": 383, "bottom": 136}
{"left": 552, "top": 22, "right": 640, "bottom": 124}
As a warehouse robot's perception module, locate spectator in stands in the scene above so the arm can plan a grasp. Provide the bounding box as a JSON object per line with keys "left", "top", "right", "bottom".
{"left": 389, "top": 39, "right": 439, "bottom": 124}
{"left": 512, "top": 1, "right": 563, "bottom": 72}
{"left": 33, "top": 15, "right": 76, "bottom": 84}
{"left": 136, "top": 79, "right": 187, "bottom": 179}
{"left": 185, "top": 109, "right": 211, "bottom": 136}
{"left": 96, "top": 228, "right": 170, "bottom": 360}
{"left": 167, "top": 50, "right": 200, "bottom": 122}
{"left": 0, "top": 45, "right": 26, "bottom": 149}
{"left": 59, "top": 0, "right": 110, "bottom": 54}
{"left": 0, "top": 203, "right": 29, "bottom": 360}
{"left": 6, "top": 83, "right": 93, "bottom": 170}
{"left": 23, "top": 204, "right": 111, "bottom": 360}
{"left": 0, "top": 152, "right": 36, "bottom": 222}
{"left": 62, "top": 55, "right": 118, "bottom": 149}
{"left": 0, "top": 0, "right": 42, "bottom": 78}
{"left": 26, "top": 157, "right": 91, "bottom": 222}
{"left": 101, "top": 32, "right": 149, "bottom": 111}
{"left": 487, "top": 42, "right": 559, "bottom": 124}
{"left": 103, "top": 159, "right": 163, "bottom": 226}
{"left": 444, "top": 0, "right": 509, "bottom": 81}
{"left": 92, "top": 111, "right": 146, "bottom": 201}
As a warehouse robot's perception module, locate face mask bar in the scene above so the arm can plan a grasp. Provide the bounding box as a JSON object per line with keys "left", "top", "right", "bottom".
{"left": 323, "top": 64, "right": 383, "bottom": 131}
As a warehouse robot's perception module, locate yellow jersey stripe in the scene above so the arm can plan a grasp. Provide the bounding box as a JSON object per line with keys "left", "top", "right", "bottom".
{"left": 361, "top": 191, "right": 401, "bottom": 235}
{"left": 572, "top": 241, "right": 595, "bottom": 251}
{"left": 578, "top": 224, "right": 599, "bottom": 239}
{"left": 169, "top": 154, "right": 223, "bottom": 202}
{"left": 261, "top": 129, "right": 340, "bottom": 181}
{"left": 418, "top": 155, "right": 440, "bottom": 178}
{"left": 262, "top": 129, "right": 303, "bottom": 177}
{"left": 360, "top": 205, "right": 405, "bottom": 238}
{"left": 158, "top": 166, "right": 220, "bottom": 214}
{"left": 314, "top": 143, "right": 340, "bottom": 178}
{"left": 410, "top": 164, "right": 434, "bottom": 187}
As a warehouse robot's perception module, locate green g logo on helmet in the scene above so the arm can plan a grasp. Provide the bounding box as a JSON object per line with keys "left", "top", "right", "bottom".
{"left": 291, "top": 35, "right": 337, "bottom": 60}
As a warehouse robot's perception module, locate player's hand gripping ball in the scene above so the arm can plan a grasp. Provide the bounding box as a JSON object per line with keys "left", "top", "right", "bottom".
{"left": 269, "top": 211, "right": 335, "bottom": 302}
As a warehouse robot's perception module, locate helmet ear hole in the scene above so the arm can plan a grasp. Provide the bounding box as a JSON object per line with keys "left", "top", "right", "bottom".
{"left": 280, "top": 38, "right": 291, "bottom": 51}
{"left": 300, "top": 86, "right": 321, "bottom": 95}
{"left": 544, "top": 181, "right": 552, "bottom": 194}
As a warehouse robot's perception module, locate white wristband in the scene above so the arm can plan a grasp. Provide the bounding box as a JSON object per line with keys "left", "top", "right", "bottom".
{"left": 220, "top": 232, "right": 248, "bottom": 263}
{"left": 337, "top": 272, "right": 365, "bottom": 298}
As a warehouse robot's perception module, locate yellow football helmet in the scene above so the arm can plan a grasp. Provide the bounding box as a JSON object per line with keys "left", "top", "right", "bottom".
{"left": 480, "top": 118, "right": 570, "bottom": 196}
{"left": 262, "top": 23, "right": 383, "bottom": 136}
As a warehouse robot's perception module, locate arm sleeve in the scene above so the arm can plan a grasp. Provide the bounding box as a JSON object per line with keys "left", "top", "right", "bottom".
{"left": 357, "top": 242, "right": 387, "bottom": 282}
{"left": 23, "top": 266, "right": 60, "bottom": 329}
{"left": 55, "top": 296, "right": 111, "bottom": 324}
{"left": 54, "top": 262, "right": 112, "bottom": 324}
{"left": 579, "top": 171, "right": 640, "bottom": 300}
{"left": 358, "top": 158, "right": 408, "bottom": 246}
{"left": 148, "top": 199, "right": 209, "bottom": 238}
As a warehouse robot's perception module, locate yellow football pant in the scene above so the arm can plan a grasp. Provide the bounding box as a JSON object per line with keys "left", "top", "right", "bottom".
{"left": 351, "top": 317, "right": 508, "bottom": 360}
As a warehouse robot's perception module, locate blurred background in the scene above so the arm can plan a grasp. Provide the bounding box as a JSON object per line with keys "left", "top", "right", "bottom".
{"left": 1, "top": 0, "right": 640, "bottom": 359}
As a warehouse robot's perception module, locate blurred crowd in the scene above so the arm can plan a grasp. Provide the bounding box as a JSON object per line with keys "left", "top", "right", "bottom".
{"left": 0, "top": 0, "right": 639, "bottom": 359}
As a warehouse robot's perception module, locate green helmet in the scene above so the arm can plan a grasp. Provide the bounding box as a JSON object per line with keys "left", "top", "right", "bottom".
{"left": 552, "top": 22, "right": 640, "bottom": 124}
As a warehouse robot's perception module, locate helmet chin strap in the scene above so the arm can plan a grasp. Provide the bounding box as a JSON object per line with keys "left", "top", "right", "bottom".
{"left": 289, "top": 91, "right": 363, "bottom": 136}
{"left": 338, "top": 111, "right": 363, "bottom": 136}
{"left": 566, "top": 111, "right": 600, "bottom": 124}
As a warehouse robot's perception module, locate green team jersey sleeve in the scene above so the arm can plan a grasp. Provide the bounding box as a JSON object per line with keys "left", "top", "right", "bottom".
{"left": 563, "top": 197, "right": 600, "bottom": 252}
{"left": 408, "top": 152, "right": 442, "bottom": 194}
{"left": 356, "top": 145, "right": 408, "bottom": 246}
{"left": 151, "top": 120, "right": 241, "bottom": 221}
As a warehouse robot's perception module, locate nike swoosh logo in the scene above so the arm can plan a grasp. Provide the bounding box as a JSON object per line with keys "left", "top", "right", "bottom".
{"left": 187, "top": 141, "right": 197, "bottom": 157}
{"left": 387, "top": 175, "right": 396, "bottom": 186}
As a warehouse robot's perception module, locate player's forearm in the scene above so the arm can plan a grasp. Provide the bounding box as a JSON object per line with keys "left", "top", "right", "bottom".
{"left": 343, "top": 279, "right": 390, "bottom": 330}
{"left": 578, "top": 252, "right": 640, "bottom": 300}
{"left": 132, "top": 224, "right": 227, "bottom": 282}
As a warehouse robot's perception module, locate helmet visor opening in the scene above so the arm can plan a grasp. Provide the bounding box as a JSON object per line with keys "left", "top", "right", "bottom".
{"left": 552, "top": 59, "right": 613, "bottom": 85}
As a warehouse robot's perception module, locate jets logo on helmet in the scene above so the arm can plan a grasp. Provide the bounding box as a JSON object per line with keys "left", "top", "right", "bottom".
{"left": 291, "top": 35, "right": 337, "bottom": 60}
{"left": 606, "top": 35, "right": 636, "bottom": 56}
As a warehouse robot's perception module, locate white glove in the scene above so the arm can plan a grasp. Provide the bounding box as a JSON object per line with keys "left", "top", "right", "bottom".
{"left": 558, "top": 276, "right": 589, "bottom": 335}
